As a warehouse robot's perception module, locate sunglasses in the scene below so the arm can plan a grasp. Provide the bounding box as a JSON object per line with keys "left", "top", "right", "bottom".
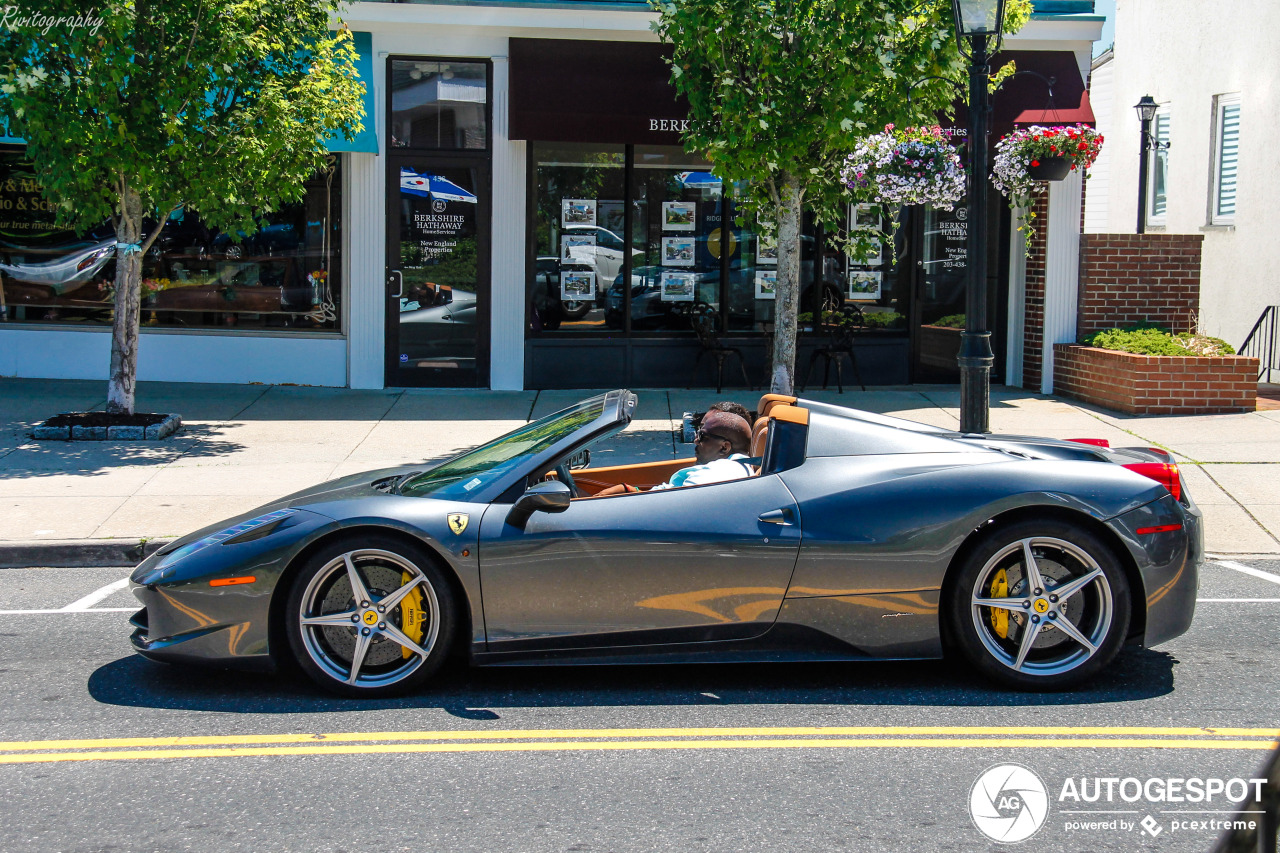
{"left": 694, "top": 429, "right": 731, "bottom": 444}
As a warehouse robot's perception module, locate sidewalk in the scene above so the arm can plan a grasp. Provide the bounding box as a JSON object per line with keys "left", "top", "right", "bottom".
{"left": 1, "top": 377, "right": 1277, "bottom": 564}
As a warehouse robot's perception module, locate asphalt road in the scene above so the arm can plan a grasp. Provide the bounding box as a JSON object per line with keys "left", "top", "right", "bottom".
{"left": 0, "top": 559, "right": 1277, "bottom": 853}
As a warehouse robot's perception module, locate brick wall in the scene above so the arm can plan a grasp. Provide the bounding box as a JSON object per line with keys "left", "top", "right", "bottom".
{"left": 1053, "top": 344, "right": 1257, "bottom": 415}
{"left": 1076, "top": 234, "right": 1203, "bottom": 336}
{"left": 1020, "top": 195, "right": 1050, "bottom": 391}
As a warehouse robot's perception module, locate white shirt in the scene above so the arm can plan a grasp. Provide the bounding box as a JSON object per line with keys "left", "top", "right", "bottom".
{"left": 650, "top": 453, "right": 754, "bottom": 490}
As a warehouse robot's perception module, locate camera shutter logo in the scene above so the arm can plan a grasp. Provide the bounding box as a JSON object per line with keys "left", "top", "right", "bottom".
{"left": 969, "top": 764, "right": 1050, "bottom": 843}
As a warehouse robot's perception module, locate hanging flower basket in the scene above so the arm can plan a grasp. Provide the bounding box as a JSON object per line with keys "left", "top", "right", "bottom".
{"left": 991, "top": 124, "right": 1104, "bottom": 252}
{"left": 1025, "top": 156, "right": 1072, "bottom": 181}
{"left": 842, "top": 125, "right": 967, "bottom": 210}
{"left": 992, "top": 124, "right": 1103, "bottom": 200}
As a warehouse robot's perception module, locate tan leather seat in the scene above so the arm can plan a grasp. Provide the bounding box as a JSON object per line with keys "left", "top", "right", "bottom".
{"left": 750, "top": 421, "right": 769, "bottom": 458}
{"left": 756, "top": 393, "right": 797, "bottom": 421}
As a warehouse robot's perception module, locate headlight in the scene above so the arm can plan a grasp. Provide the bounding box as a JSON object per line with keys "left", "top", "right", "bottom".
{"left": 158, "top": 509, "right": 296, "bottom": 568}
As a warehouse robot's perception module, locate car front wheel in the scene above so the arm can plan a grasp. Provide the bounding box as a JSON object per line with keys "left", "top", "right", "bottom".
{"left": 948, "top": 519, "right": 1131, "bottom": 691}
{"left": 285, "top": 536, "right": 457, "bottom": 697}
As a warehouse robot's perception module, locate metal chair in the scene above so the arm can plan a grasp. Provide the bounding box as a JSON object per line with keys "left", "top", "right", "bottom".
{"left": 801, "top": 306, "right": 865, "bottom": 393}
{"left": 687, "top": 303, "right": 752, "bottom": 393}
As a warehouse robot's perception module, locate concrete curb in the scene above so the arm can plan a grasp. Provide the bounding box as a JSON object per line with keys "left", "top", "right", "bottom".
{"left": 0, "top": 538, "right": 173, "bottom": 569}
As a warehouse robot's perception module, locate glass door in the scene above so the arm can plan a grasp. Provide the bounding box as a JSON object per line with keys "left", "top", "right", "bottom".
{"left": 386, "top": 156, "right": 489, "bottom": 387}
{"left": 911, "top": 202, "right": 969, "bottom": 383}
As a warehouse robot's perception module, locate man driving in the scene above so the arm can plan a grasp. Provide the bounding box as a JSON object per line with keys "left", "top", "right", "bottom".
{"left": 596, "top": 410, "right": 754, "bottom": 495}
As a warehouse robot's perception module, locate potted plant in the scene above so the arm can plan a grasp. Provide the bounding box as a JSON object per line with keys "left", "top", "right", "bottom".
{"left": 918, "top": 313, "right": 965, "bottom": 370}
{"left": 991, "top": 124, "right": 1104, "bottom": 252}
{"left": 1055, "top": 324, "right": 1258, "bottom": 415}
{"left": 843, "top": 124, "right": 967, "bottom": 210}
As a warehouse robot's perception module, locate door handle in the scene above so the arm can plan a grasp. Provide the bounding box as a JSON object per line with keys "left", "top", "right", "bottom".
{"left": 388, "top": 269, "right": 403, "bottom": 298}
{"left": 758, "top": 508, "right": 794, "bottom": 526}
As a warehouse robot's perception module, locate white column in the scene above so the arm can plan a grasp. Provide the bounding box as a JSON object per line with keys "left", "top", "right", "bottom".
{"left": 488, "top": 54, "right": 527, "bottom": 391}
{"left": 345, "top": 151, "right": 386, "bottom": 389}
{"left": 1004, "top": 205, "right": 1027, "bottom": 389}
{"left": 1040, "top": 170, "right": 1083, "bottom": 395}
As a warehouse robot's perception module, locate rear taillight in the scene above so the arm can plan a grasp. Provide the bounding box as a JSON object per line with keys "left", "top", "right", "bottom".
{"left": 1123, "top": 462, "right": 1182, "bottom": 501}
{"left": 1069, "top": 438, "right": 1111, "bottom": 448}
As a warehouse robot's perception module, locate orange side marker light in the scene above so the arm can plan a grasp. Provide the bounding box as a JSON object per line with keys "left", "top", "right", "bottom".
{"left": 210, "top": 576, "right": 257, "bottom": 587}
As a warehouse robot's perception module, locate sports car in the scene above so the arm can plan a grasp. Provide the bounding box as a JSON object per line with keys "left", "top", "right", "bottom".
{"left": 128, "top": 390, "right": 1200, "bottom": 696}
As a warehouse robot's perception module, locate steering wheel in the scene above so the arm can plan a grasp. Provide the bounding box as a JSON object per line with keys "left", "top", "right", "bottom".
{"left": 555, "top": 462, "right": 581, "bottom": 498}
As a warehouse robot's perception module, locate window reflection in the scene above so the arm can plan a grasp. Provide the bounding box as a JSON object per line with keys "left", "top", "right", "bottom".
{"left": 0, "top": 150, "right": 342, "bottom": 333}
{"left": 630, "top": 145, "right": 720, "bottom": 332}
{"left": 390, "top": 60, "right": 488, "bottom": 150}
{"left": 530, "top": 143, "right": 625, "bottom": 332}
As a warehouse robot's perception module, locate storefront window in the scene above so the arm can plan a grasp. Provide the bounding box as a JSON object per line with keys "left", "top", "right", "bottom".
{"left": 841, "top": 204, "right": 908, "bottom": 334}
{"left": 389, "top": 60, "right": 488, "bottom": 150}
{"left": 526, "top": 145, "right": 912, "bottom": 344}
{"left": 0, "top": 148, "right": 342, "bottom": 333}
{"left": 628, "top": 146, "right": 722, "bottom": 332}
{"left": 529, "top": 142, "right": 625, "bottom": 332}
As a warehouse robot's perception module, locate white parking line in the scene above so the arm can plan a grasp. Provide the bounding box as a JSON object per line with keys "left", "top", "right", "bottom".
{"left": 0, "top": 608, "right": 135, "bottom": 615}
{"left": 1214, "top": 561, "right": 1280, "bottom": 586}
{"left": 1196, "top": 598, "right": 1280, "bottom": 603}
{"left": 60, "top": 578, "right": 130, "bottom": 612}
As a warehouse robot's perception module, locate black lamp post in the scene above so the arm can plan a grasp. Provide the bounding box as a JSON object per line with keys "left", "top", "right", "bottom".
{"left": 951, "top": 0, "right": 1006, "bottom": 434}
{"left": 1134, "top": 95, "right": 1160, "bottom": 234}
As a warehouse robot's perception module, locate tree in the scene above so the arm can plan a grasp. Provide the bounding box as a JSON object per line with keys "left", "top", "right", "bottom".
{"left": 0, "top": 0, "right": 364, "bottom": 413}
{"left": 651, "top": 0, "right": 1030, "bottom": 393}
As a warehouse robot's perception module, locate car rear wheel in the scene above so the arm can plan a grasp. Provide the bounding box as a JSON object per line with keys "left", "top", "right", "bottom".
{"left": 947, "top": 519, "right": 1131, "bottom": 691}
{"left": 285, "top": 536, "right": 457, "bottom": 697}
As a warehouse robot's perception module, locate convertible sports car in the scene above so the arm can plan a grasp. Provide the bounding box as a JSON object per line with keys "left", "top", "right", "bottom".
{"left": 128, "top": 391, "right": 1200, "bottom": 696}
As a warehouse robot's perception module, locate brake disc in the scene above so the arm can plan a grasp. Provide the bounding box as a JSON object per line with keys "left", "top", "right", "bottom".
{"left": 320, "top": 562, "right": 407, "bottom": 667}
{"left": 1007, "top": 552, "right": 1088, "bottom": 650}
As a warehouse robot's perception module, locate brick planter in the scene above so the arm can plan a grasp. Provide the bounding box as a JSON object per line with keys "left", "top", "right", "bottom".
{"left": 1053, "top": 344, "right": 1259, "bottom": 415}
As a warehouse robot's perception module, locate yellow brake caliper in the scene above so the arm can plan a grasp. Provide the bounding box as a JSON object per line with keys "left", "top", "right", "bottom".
{"left": 400, "top": 571, "right": 426, "bottom": 659}
{"left": 989, "top": 568, "right": 1010, "bottom": 639}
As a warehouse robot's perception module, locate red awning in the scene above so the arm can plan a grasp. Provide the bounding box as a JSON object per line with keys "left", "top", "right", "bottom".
{"left": 949, "top": 50, "right": 1096, "bottom": 138}
{"left": 1012, "top": 89, "right": 1096, "bottom": 127}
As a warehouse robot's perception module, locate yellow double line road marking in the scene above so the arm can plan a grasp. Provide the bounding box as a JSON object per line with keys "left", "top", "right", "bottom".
{"left": 0, "top": 726, "right": 1275, "bottom": 766}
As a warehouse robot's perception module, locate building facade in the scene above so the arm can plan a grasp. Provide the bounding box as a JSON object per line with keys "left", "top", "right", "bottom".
{"left": 0, "top": 1, "right": 1101, "bottom": 391}
{"left": 1084, "top": 0, "right": 1279, "bottom": 351}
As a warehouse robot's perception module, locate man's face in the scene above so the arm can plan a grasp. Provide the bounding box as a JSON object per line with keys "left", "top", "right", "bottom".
{"left": 693, "top": 428, "right": 732, "bottom": 465}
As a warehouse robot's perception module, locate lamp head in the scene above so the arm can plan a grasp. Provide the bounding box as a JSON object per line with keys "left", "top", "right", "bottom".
{"left": 951, "top": 0, "right": 1008, "bottom": 39}
{"left": 1134, "top": 95, "right": 1159, "bottom": 124}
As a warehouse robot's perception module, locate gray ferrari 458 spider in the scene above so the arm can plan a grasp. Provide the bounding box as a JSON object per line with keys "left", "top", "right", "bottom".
{"left": 129, "top": 390, "right": 1200, "bottom": 696}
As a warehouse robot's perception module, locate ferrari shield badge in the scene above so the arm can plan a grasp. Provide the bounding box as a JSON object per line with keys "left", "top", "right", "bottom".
{"left": 447, "top": 513, "right": 469, "bottom": 535}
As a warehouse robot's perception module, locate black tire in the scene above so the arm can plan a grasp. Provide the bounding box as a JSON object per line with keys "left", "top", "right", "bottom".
{"left": 559, "top": 299, "right": 592, "bottom": 320}
{"left": 285, "top": 534, "right": 458, "bottom": 698}
{"left": 946, "top": 518, "right": 1131, "bottom": 691}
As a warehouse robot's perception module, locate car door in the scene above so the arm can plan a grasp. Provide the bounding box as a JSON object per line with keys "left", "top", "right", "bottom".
{"left": 477, "top": 474, "right": 802, "bottom": 651}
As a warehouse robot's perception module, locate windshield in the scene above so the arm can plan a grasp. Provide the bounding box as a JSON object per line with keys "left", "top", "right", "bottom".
{"left": 398, "top": 395, "right": 607, "bottom": 500}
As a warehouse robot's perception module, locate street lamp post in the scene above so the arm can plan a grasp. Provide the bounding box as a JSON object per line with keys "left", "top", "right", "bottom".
{"left": 1134, "top": 95, "right": 1160, "bottom": 234}
{"left": 951, "top": 0, "right": 1006, "bottom": 434}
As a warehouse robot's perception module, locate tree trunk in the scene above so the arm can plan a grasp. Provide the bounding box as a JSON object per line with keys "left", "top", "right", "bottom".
{"left": 106, "top": 186, "right": 144, "bottom": 415}
{"left": 770, "top": 174, "right": 802, "bottom": 395}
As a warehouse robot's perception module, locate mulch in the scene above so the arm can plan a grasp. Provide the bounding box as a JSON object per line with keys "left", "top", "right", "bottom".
{"left": 41, "top": 412, "right": 169, "bottom": 428}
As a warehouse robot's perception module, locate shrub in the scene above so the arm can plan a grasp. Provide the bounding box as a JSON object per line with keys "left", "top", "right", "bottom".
{"left": 1080, "top": 326, "right": 1236, "bottom": 356}
{"left": 930, "top": 314, "right": 966, "bottom": 329}
{"left": 862, "top": 311, "right": 905, "bottom": 329}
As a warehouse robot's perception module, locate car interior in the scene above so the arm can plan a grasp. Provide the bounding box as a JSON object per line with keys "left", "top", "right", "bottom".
{"left": 535, "top": 393, "right": 810, "bottom": 498}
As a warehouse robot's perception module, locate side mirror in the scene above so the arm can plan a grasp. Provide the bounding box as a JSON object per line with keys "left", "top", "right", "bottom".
{"left": 506, "top": 480, "right": 572, "bottom": 528}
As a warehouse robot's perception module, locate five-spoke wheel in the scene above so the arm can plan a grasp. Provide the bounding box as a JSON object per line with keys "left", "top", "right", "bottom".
{"left": 285, "top": 536, "right": 457, "bottom": 697}
{"left": 948, "top": 519, "right": 1130, "bottom": 690}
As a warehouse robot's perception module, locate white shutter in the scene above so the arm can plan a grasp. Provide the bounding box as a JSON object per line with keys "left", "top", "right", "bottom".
{"left": 1215, "top": 98, "right": 1240, "bottom": 222}
{"left": 1149, "top": 113, "right": 1170, "bottom": 221}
